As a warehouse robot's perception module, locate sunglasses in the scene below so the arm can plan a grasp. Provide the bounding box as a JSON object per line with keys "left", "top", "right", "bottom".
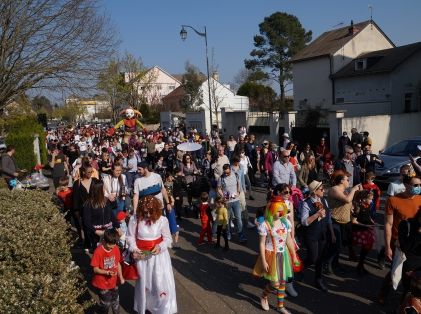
{"left": 412, "top": 184, "right": 421, "bottom": 187}
{"left": 282, "top": 191, "right": 291, "bottom": 195}
{"left": 282, "top": 155, "right": 290, "bottom": 158}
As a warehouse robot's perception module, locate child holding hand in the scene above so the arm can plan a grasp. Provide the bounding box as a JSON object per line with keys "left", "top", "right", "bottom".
{"left": 91, "top": 229, "right": 124, "bottom": 313}
{"left": 214, "top": 196, "right": 229, "bottom": 251}
{"left": 198, "top": 192, "right": 213, "bottom": 246}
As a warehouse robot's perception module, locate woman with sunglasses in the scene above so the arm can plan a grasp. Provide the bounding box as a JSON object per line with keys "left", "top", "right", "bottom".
{"left": 180, "top": 153, "right": 200, "bottom": 209}
{"left": 327, "top": 170, "right": 362, "bottom": 271}
{"left": 300, "top": 180, "right": 334, "bottom": 292}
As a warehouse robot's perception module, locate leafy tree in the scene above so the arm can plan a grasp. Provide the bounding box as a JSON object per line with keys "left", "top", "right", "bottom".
{"left": 244, "top": 12, "right": 312, "bottom": 103}
{"left": 0, "top": 0, "right": 117, "bottom": 112}
{"left": 237, "top": 81, "right": 277, "bottom": 112}
{"left": 180, "top": 63, "right": 205, "bottom": 111}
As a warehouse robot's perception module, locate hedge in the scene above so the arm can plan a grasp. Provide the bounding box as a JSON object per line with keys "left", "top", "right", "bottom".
{"left": 5, "top": 117, "right": 47, "bottom": 171}
{"left": 0, "top": 190, "right": 87, "bottom": 313}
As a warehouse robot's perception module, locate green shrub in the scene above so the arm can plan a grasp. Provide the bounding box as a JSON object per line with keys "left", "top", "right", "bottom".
{"left": 0, "top": 190, "right": 87, "bottom": 313}
{"left": 5, "top": 117, "right": 47, "bottom": 171}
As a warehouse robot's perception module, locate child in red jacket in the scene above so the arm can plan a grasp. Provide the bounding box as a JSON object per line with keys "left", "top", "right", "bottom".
{"left": 197, "top": 192, "right": 213, "bottom": 246}
{"left": 362, "top": 171, "right": 381, "bottom": 219}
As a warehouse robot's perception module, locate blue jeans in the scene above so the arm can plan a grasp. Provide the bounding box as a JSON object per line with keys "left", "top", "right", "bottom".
{"left": 227, "top": 200, "right": 243, "bottom": 238}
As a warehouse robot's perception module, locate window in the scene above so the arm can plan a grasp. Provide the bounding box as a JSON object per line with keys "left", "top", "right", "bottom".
{"left": 355, "top": 59, "right": 366, "bottom": 71}
{"left": 404, "top": 92, "right": 413, "bottom": 113}
{"left": 336, "top": 97, "right": 344, "bottom": 104}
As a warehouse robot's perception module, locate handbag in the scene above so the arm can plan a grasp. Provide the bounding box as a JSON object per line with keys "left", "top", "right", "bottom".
{"left": 121, "top": 218, "right": 140, "bottom": 281}
{"left": 331, "top": 202, "right": 352, "bottom": 224}
{"left": 391, "top": 246, "right": 406, "bottom": 290}
{"left": 252, "top": 221, "right": 278, "bottom": 281}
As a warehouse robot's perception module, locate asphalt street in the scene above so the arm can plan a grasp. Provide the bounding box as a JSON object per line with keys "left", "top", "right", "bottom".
{"left": 74, "top": 184, "right": 401, "bottom": 314}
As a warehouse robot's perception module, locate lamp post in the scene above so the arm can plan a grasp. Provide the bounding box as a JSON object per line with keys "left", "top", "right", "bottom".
{"left": 180, "top": 25, "right": 213, "bottom": 134}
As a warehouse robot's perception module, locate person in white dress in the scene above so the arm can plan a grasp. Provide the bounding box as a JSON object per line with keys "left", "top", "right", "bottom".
{"left": 126, "top": 195, "right": 177, "bottom": 314}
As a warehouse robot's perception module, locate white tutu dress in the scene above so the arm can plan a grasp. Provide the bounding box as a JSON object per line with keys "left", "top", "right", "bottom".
{"left": 127, "top": 215, "right": 177, "bottom": 314}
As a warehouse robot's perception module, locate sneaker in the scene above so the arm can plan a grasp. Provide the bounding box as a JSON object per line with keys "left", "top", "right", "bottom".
{"left": 230, "top": 221, "right": 235, "bottom": 228}
{"left": 260, "top": 296, "right": 269, "bottom": 311}
{"left": 239, "top": 234, "right": 248, "bottom": 243}
{"left": 278, "top": 307, "right": 291, "bottom": 314}
{"left": 247, "top": 221, "right": 256, "bottom": 229}
{"left": 197, "top": 241, "right": 205, "bottom": 246}
{"left": 285, "top": 282, "right": 298, "bottom": 297}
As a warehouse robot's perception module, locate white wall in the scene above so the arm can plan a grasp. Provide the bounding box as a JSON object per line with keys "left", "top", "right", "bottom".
{"left": 341, "top": 112, "right": 421, "bottom": 153}
{"left": 332, "top": 24, "right": 394, "bottom": 73}
{"left": 293, "top": 57, "right": 332, "bottom": 110}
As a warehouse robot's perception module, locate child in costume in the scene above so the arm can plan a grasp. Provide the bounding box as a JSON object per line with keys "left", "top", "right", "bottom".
{"left": 352, "top": 190, "right": 376, "bottom": 275}
{"left": 214, "top": 196, "right": 229, "bottom": 251}
{"left": 198, "top": 192, "right": 213, "bottom": 246}
{"left": 362, "top": 171, "right": 381, "bottom": 220}
{"left": 254, "top": 194, "right": 299, "bottom": 314}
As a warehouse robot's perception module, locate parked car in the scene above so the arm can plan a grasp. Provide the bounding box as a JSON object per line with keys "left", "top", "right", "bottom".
{"left": 375, "top": 136, "right": 421, "bottom": 186}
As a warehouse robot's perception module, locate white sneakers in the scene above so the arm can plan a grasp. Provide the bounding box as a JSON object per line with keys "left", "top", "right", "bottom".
{"left": 260, "top": 297, "right": 269, "bottom": 311}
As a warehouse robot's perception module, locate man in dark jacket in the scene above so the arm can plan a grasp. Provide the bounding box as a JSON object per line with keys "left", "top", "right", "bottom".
{"left": 1, "top": 145, "right": 21, "bottom": 189}
{"left": 356, "top": 144, "right": 384, "bottom": 182}
{"left": 334, "top": 145, "right": 361, "bottom": 187}
{"left": 245, "top": 134, "right": 258, "bottom": 185}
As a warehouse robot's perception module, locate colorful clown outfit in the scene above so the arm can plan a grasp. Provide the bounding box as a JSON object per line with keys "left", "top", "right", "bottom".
{"left": 258, "top": 196, "right": 294, "bottom": 311}
{"left": 126, "top": 215, "right": 177, "bottom": 314}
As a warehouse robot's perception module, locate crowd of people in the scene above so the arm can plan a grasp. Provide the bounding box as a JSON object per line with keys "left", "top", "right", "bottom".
{"left": 2, "top": 122, "right": 421, "bottom": 314}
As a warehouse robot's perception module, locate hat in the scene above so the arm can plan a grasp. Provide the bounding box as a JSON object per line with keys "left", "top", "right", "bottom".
{"left": 283, "top": 133, "right": 289, "bottom": 138}
{"left": 308, "top": 180, "right": 323, "bottom": 194}
{"left": 116, "top": 211, "right": 127, "bottom": 221}
{"left": 137, "top": 160, "right": 149, "bottom": 169}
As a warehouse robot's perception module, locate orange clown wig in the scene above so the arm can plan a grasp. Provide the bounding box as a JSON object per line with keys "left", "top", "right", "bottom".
{"left": 264, "top": 195, "right": 288, "bottom": 227}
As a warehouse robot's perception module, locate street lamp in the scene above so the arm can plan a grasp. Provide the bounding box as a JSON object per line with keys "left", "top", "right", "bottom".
{"left": 180, "top": 25, "right": 213, "bottom": 134}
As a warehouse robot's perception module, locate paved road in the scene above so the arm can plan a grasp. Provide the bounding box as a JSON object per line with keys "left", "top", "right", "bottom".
{"left": 74, "top": 185, "right": 401, "bottom": 314}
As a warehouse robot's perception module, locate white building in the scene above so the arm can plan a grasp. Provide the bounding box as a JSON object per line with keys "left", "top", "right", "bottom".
{"left": 162, "top": 76, "right": 249, "bottom": 134}
{"left": 65, "top": 98, "right": 111, "bottom": 122}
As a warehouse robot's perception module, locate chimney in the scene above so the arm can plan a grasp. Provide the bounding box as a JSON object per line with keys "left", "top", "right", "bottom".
{"left": 212, "top": 71, "right": 219, "bottom": 81}
{"left": 348, "top": 20, "right": 359, "bottom": 35}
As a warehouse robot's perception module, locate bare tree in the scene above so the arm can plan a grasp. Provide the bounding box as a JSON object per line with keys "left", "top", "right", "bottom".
{"left": 120, "top": 53, "right": 157, "bottom": 111}
{"left": 0, "top": 0, "right": 117, "bottom": 111}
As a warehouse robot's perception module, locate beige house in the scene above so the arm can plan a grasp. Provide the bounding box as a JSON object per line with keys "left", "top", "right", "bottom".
{"left": 292, "top": 20, "right": 394, "bottom": 113}
{"left": 124, "top": 66, "right": 182, "bottom": 106}
{"left": 332, "top": 42, "right": 421, "bottom": 116}
{"left": 291, "top": 20, "right": 421, "bottom": 156}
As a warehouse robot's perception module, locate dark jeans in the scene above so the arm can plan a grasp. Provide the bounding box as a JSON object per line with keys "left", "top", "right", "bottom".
{"left": 326, "top": 223, "right": 342, "bottom": 266}
{"left": 97, "top": 287, "right": 120, "bottom": 314}
{"left": 304, "top": 236, "right": 327, "bottom": 280}
{"left": 174, "top": 197, "right": 183, "bottom": 219}
{"left": 216, "top": 225, "right": 229, "bottom": 248}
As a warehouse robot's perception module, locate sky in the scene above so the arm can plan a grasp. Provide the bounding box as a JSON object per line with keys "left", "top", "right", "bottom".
{"left": 101, "top": 0, "right": 421, "bottom": 90}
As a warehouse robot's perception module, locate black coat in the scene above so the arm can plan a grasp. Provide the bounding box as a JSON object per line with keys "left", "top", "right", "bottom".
{"left": 356, "top": 154, "right": 384, "bottom": 180}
